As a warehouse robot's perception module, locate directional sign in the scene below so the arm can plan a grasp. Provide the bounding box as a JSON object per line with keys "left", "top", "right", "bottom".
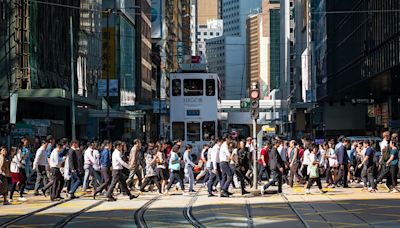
{"left": 240, "top": 98, "right": 250, "bottom": 109}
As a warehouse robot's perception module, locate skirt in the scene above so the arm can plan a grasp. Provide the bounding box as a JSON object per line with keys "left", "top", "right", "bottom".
{"left": 10, "top": 172, "right": 25, "bottom": 184}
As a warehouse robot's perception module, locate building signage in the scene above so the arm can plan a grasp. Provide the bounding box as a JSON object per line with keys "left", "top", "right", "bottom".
{"left": 98, "top": 79, "right": 118, "bottom": 97}
{"left": 120, "top": 90, "right": 135, "bottom": 106}
{"left": 184, "top": 98, "right": 203, "bottom": 103}
{"left": 151, "top": 0, "right": 163, "bottom": 39}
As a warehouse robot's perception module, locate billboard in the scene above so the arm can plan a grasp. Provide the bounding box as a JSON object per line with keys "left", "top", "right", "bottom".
{"left": 151, "top": 0, "right": 163, "bottom": 38}
{"left": 98, "top": 79, "right": 119, "bottom": 97}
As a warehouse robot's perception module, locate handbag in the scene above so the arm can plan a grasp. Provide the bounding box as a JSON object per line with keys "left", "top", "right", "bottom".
{"left": 309, "top": 165, "right": 319, "bottom": 178}
{"left": 329, "top": 158, "right": 338, "bottom": 168}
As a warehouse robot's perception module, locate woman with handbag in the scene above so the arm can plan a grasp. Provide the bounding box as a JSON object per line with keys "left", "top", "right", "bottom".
{"left": 325, "top": 142, "right": 338, "bottom": 187}
{"left": 9, "top": 147, "right": 28, "bottom": 202}
{"left": 0, "top": 146, "right": 11, "bottom": 205}
{"left": 165, "top": 143, "right": 185, "bottom": 195}
{"left": 306, "top": 144, "right": 327, "bottom": 194}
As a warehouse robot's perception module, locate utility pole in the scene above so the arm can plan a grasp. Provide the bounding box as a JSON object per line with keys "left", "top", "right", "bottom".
{"left": 106, "top": 10, "right": 111, "bottom": 139}
{"left": 70, "top": 16, "right": 76, "bottom": 140}
{"left": 250, "top": 82, "right": 260, "bottom": 190}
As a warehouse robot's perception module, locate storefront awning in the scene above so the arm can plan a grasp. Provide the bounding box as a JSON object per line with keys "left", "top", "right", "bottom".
{"left": 88, "top": 109, "right": 145, "bottom": 119}
{"left": 18, "top": 89, "right": 99, "bottom": 107}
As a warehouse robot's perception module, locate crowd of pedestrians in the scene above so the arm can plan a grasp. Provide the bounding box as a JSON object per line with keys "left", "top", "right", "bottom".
{"left": 0, "top": 131, "right": 399, "bottom": 205}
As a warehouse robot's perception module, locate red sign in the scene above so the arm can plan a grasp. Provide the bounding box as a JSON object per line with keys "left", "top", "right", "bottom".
{"left": 192, "top": 56, "right": 201, "bottom": 63}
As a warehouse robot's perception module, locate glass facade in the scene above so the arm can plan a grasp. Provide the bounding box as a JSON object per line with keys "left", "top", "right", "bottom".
{"left": 270, "top": 8, "right": 280, "bottom": 90}
{"left": 118, "top": 16, "right": 136, "bottom": 106}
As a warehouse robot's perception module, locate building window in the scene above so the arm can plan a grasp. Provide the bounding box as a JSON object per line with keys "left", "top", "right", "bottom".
{"left": 187, "top": 122, "right": 200, "bottom": 142}
{"left": 210, "top": 32, "right": 214, "bottom": 36}
{"left": 184, "top": 79, "right": 203, "bottom": 96}
{"left": 172, "top": 79, "right": 181, "bottom": 96}
{"left": 172, "top": 122, "right": 185, "bottom": 141}
{"left": 204, "top": 32, "right": 207, "bottom": 35}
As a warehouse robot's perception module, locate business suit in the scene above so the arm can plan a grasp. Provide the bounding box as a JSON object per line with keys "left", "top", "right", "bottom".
{"left": 262, "top": 147, "right": 285, "bottom": 193}
{"left": 334, "top": 145, "right": 349, "bottom": 187}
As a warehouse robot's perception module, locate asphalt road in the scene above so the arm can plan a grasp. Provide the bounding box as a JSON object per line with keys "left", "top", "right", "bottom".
{"left": 1, "top": 183, "right": 400, "bottom": 228}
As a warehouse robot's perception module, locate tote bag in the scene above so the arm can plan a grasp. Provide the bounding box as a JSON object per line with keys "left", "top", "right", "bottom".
{"left": 309, "top": 165, "right": 319, "bottom": 178}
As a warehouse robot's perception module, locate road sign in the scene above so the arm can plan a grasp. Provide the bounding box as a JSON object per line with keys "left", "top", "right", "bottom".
{"left": 240, "top": 98, "right": 250, "bottom": 109}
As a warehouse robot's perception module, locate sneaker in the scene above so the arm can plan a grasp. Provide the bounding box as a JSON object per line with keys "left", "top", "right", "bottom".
{"left": 305, "top": 189, "right": 311, "bottom": 195}
{"left": 18, "top": 197, "right": 27, "bottom": 202}
{"left": 106, "top": 197, "right": 117, "bottom": 202}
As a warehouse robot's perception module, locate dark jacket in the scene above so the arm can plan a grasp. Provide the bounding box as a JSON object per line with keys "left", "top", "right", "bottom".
{"left": 69, "top": 148, "right": 84, "bottom": 174}
{"left": 269, "top": 147, "right": 285, "bottom": 171}
{"left": 336, "top": 145, "right": 349, "bottom": 165}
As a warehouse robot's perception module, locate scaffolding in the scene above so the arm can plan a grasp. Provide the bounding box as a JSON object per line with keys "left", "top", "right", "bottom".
{"left": 14, "top": 0, "right": 30, "bottom": 89}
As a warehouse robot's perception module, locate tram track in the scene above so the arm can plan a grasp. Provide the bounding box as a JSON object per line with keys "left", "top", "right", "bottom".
{"left": 281, "top": 194, "right": 313, "bottom": 228}
{"left": 134, "top": 195, "right": 160, "bottom": 228}
{"left": 0, "top": 197, "right": 75, "bottom": 228}
{"left": 54, "top": 200, "right": 105, "bottom": 228}
{"left": 183, "top": 188, "right": 205, "bottom": 228}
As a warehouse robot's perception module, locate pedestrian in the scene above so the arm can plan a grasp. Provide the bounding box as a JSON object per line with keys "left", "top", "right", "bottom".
{"left": 127, "top": 139, "right": 143, "bottom": 190}
{"left": 155, "top": 141, "right": 168, "bottom": 193}
{"left": 183, "top": 144, "right": 196, "bottom": 193}
{"left": 0, "top": 146, "right": 11, "bottom": 205}
{"left": 82, "top": 142, "right": 100, "bottom": 192}
{"left": 258, "top": 142, "right": 270, "bottom": 183}
{"left": 334, "top": 138, "right": 350, "bottom": 188}
{"left": 94, "top": 140, "right": 112, "bottom": 198}
{"left": 49, "top": 142, "right": 66, "bottom": 201}
{"left": 288, "top": 140, "right": 301, "bottom": 188}
{"left": 105, "top": 141, "right": 137, "bottom": 201}
{"left": 230, "top": 141, "right": 250, "bottom": 195}
{"left": 207, "top": 138, "right": 223, "bottom": 197}
{"left": 385, "top": 140, "right": 399, "bottom": 193}
{"left": 300, "top": 143, "right": 311, "bottom": 186}
{"left": 139, "top": 143, "right": 162, "bottom": 194}
{"left": 21, "top": 138, "right": 33, "bottom": 184}
{"left": 165, "top": 143, "right": 185, "bottom": 195}
{"left": 9, "top": 147, "right": 27, "bottom": 202}
{"left": 305, "top": 144, "right": 327, "bottom": 194}
{"left": 68, "top": 140, "right": 83, "bottom": 199}
{"left": 219, "top": 136, "right": 233, "bottom": 197}
{"left": 33, "top": 140, "right": 48, "bottom": 196}
{"left": 261, "top": 139, "right": 285, "bottom": 195}
{"left": 358, "top": 140, "right": 376, "bottom": 193}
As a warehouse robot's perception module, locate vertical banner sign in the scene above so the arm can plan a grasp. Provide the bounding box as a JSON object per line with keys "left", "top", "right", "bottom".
{"left": 10, "top": 93, "right": 18, "bottom": 124}
{"left": 301, "top": 48, "right": 309, "bottom": 102}
{"left": 102, "top": 28, "right": 116, "bottom": 79}
{"left": 151, "top": 0, "right": 163, "bottom": 39}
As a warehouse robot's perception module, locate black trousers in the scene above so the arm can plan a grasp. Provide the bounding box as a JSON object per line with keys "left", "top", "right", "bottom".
{"left": 166, "top": 170, "right": 184, "bottom": 191}
{"left": 263, "top": 169, "right": 282, "bottom": 193}
{"left": 390, "top": 165, "right": 399, "bottom": 188}
{"left": 106, "top": 169, "right": 131, "bottom": 198}
{"left": 258, "top": 165, "right": 270, "bottom": 181}
{"left": 95, "top": 167, "right": 111, "bottom": 194}
{"left": 362, "top": 165, "right": 376, "bottom": 189}
{"left": 140, "top": 176, "right": 161, "bottom": 193}
{"left": 334, "top": 165, "right": 348, "bottom": 186}
{"left": 50, "top": 167, "right": 64, "bottom": 199}
{"left": 231, "top": 165, "right": 247, "bottom": 193}
{"left": 207, "top": 163, "right": 221, "bottom": 194}
{"left": 307, "top": 178, "right": 323, "bottom": 189}
{"left": 220, "top": 162, "right": 233, "bottom": 192}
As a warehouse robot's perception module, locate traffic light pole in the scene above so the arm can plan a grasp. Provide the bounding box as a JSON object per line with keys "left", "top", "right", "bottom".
{"left": 252, "top": 118, "right": 257, "bottom": 191}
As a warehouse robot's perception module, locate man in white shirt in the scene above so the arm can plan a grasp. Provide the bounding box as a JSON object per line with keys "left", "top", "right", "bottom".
{"left": 49, "top": 142, "right": 65, "bottom": 201}
{"left": 219, "top": 137, "right": 233, "bottom": 197}
{"left": 105, "top": 141, "right": 137, "bottom": 201}
{"left": 207, "top": 138, "right": 223, "bottom": 197}
{"left": 33, "top": 140, "right": 48, "bottom": 196}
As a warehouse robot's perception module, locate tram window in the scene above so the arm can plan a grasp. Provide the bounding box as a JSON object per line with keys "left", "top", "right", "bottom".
{"left": 206, "top": 79, "right": 215, "bottom": 96}
{"left": 172, "top": 79, "right": 181, "bottom": 96}
{"left": 172, "top": 122, "right": 185, "bottom": 141}
{"left": 202, "top": 121, "right": 215, "bottom": 141}
{"left": 184, "top": 79, "right": 203, "bottom": 96}
{"left": 187, "top": 122, "right": 200, "bottom": 142}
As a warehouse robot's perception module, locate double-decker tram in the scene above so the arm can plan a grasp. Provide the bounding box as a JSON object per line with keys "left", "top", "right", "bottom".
{"left": 169, "top": 71, "right": 221, "bottom": 158}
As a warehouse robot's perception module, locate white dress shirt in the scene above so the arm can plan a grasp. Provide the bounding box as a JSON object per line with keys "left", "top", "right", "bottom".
{"left": 84, "top": 147, "right": 96, "bottom": 169}
{"left": 112, "top": 149, "right": 129, "bottom": 170}
{"left": 49, "top": 148, "right": 63, "bottom": 168}
{"left": 33, "top": 146, "right": 47, "bottom": 168}
{"left": 211, "top": 144, "right": 221, "bottom": 170}
{"left": 219, "top": 142, "right": 231, "bottom": 162}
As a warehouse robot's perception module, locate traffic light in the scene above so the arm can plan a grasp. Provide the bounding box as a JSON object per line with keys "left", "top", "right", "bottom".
{"left": 250, "top": 82, "right": 260, "bottom": 120}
